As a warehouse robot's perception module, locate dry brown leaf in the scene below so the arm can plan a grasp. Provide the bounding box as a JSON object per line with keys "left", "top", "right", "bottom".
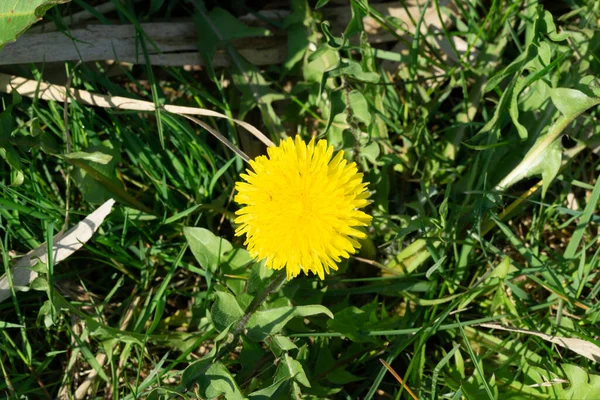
{"left": 0, "top": 73, "right": 274, "bottom": 148}
{"left": 481, "top": 323, "right": 600, "bottom": 363}
{"left": 0, "top": 199, "right": 115, "bottom": 303}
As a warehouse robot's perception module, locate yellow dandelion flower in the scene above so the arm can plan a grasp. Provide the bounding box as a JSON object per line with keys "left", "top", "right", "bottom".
{"left": 234, "top": 136, "right": 372, "bottom": 280}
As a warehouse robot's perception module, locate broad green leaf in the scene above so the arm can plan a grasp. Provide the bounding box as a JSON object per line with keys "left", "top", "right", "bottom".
{"left": 484, "top": 45, "right": 536, "bottom": 93}
{"left": 183, "top": 227, "right": 233, "bottom": 272}
{"left": 497, "top": 136, "right": 562, "bottom": 197}
{"left": 361, "top": 140, "right": 380, "bottom": 165}
{"left": 496, "top": 88, "right": 600, "bottom": 192}
{"left": 195, "top": 7, "right": 270, "bottom": 58}
{"left": 508, "top": 76, "right": 529, "bottom": 140}
{"left": 327, "top": 305, "right": 378, "bottom": 343}
{"left": 284, "top": 22, "right": 309, "bottom": 72}
{"left": 246, "top": 263, "right": 273, "bottom": 296}
{"left": 525, "top": 7, "right": 567, "bottom": 47}
{"left": 211, "top": 291, "right": 244, "bottom": 332}
{"left": 231, "top": 63, "right": 286, "bottom": 118}
{"left": 221, "top": 247, "right": 254, "bottom": 283}
{"left": 345, "top": 0, "right": 367, "bottom": 37}
{"left": 0, "top": 145, "right": 22, "bottom": 170}
{"left": 328, "top": 59, "right": 380, "bottom": 83}
{"left": 327, "top": 368, "right": 364, "bottom": 385}
{"left": 580, "top": 75, "right": 600, "bottom": 98}
{"left": 69, "top": 140, "right": 147, "bottom": 210}
{"left": 0, "top": 109, "right": 15, "bottom": 139}
{"left": 246, "top": 305, "right": 333, "bottom": 341}
{"left": 540, "top": 10, "right": 569, "bottom": 42}
{"left": 537, "top": 138, "right": 562, "bottom": 197}
{"left": 0, "top": 1, "right": 69, "bottom": 49}
{"left": 557, "top": 364, "right": 600, "bottom": 399}
{"left": 304, "top": 46, "right": 340, "bottom": 83}
{"left": 270, "top": 335, "right": 298, "bottom": 356}
{"left": 195, "top": 6, "right": 282, "bottom": 137}
{"left": 182, "top": 360, "right": 245, "bottom": 400}
{"left": 347, "top": 90, "right": 371, "bottom": 125}
{"left": 312, "top": 344, "right": 364, "bottom": 384}
{"left": 248, "top": 377, "right": 291, "bottom": 400}
{"left": 550, "top": 88, "right": 600, "bottom": 119}
{"left": 323, "top": 90, "right": 345, "bottom": 135}
{"left": 29, "top": 276, "right": 49, "bottom": 291}
{"left": 228, "top": 248, "right": 253, "bottom": 270}
{"left": 275, "top": 353, "right": 311, "bottom": 388}
{"left": 321, "top": 22, "right": 344, "bottom": 49}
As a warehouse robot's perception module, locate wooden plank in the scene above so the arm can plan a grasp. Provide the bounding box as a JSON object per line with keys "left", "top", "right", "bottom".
{"left": 0, "top": 1, "right": 458, "bottom": 67}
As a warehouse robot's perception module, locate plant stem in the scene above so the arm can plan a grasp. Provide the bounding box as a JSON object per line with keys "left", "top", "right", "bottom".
{"left": 199, "top": 270, "right": 287, "bottom": 376}
{"left": 233, "top": 270, "right": 287, "bottom": 336}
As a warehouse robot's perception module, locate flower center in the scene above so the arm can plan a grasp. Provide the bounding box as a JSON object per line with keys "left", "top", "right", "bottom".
{"left": 277, "top": 178, "right": 321, "bottom": 226}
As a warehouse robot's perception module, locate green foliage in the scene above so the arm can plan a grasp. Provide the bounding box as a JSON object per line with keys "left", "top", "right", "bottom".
{"left": 182, "top": 360, "right": 245, "bottom": 399}
{"left": 246, "top": 304, "right": 333, "bottom": 341}
{"left": 2, "top": 0, "right": 600, "bottom": 399}
{"left": 0, "top": 0, "right": 69, "bottom": 49}
{"left": 211, "top": 291, "right": 244, "bottom": 332}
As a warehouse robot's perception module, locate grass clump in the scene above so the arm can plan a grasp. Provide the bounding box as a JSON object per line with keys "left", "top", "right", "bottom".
{"left": 1, "top": 0, "right": 600, "bottom": 399}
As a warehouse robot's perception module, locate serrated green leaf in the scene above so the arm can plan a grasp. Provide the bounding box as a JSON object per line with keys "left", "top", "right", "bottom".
{"left": 557, "top": 364, "right": 600, "bottom": 399}
{"left": 211, "top": 291, "right": 244, "bottom": 333}
{"left": 246, "top": 305, "right": 333, "bottom": 341}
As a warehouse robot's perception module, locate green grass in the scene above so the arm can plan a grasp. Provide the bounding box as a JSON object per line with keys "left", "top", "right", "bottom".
{"left": 1, "top": 0, "right": 600, "bottom": 399}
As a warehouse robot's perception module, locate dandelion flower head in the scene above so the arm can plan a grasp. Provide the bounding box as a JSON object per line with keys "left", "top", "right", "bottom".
{"left": 234, "top": 136, "right": 372, "bottom": 280}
